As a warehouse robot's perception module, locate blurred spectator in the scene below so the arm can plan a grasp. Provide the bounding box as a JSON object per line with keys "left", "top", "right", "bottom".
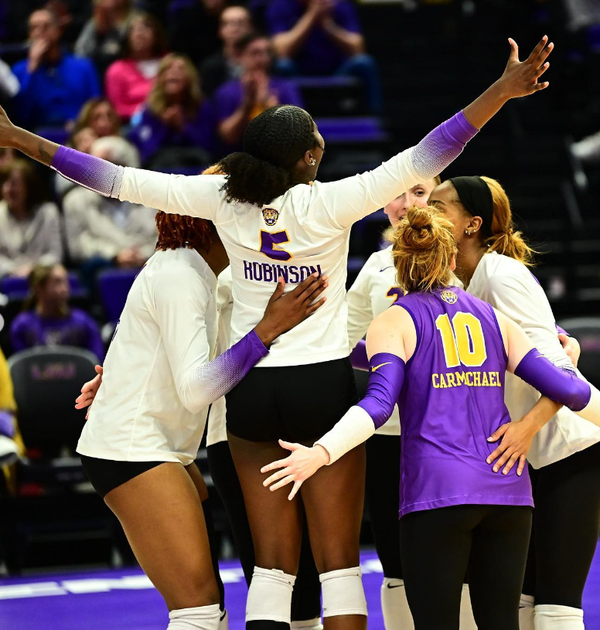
{"left": 0, "top": 346, "right": 22, "bottom": 486}
{"left": 75, "top": 0, "right": 133, "bottom": 77}
{"left": 10, "top": 264, "right": 104, "bottom": 360}
{"left": 129, "top": 54, "right": 214, "bottom": 167}
{"left": 0, "top": 59, "right": 19, "bottom": 103}
{"left": 63, "top": 136, "right": 157, "bottom": 271}
{"left": 105, "top": 11, "right": 168, "bottom": 121}
{"left": 200, "top": 4, "right": 253, "bottom": 96}
{"left": 266, "top": 0, "right": 382, "bottom": 114}
{"left": 55, "top": 97, "right": 139, "bottom": 198}
{"left": 0, "top": 159, "right": 63, "bottom": 279}
{"left": 0, "top": 148, "right": 16, "bottom": 168}
{"left": 214, "top": 32, "right": 303, "bottom": 150}
{"left": 11, "top": 7, "right": 101, "bottom": 128}
{"left": 571, "top": 132, "right": 600, "bottom": 163}
{"left": 167, "top": 0, "right": 226, "bottom": 66}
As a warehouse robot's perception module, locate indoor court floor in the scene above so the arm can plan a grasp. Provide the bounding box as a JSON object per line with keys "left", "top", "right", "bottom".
{"left": 1, "top": 547, "right": 600, "bottom": 629}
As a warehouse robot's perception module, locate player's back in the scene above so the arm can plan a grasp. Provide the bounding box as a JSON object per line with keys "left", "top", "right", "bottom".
{"left": 394, "top": 286, "right": 533, "bottom": 517}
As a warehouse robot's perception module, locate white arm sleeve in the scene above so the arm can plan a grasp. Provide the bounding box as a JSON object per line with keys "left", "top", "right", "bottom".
{"left": 119, "top": 168, "right": 226, "bottom": 221}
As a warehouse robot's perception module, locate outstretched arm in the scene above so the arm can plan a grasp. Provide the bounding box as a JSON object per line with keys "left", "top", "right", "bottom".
{"left": 321, "top": 36, "right": 554, "bottom": 229}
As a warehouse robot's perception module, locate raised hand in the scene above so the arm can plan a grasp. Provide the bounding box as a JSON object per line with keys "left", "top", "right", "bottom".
{"left": 497, "top": 35, "right": 553, "bottom": 99}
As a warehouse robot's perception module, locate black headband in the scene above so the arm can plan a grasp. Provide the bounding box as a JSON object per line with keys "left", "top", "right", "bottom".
{"left": 448, "top": 176, "right": 494, "bottom": 239}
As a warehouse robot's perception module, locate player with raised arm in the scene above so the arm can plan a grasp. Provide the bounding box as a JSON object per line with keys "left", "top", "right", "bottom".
{"left": 0, "top": 36, "right": 553, "bottom": 630}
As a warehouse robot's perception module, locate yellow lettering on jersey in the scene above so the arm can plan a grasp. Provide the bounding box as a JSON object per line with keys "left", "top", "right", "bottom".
{"left": 481, "top": 371, "right": 489, "bottom": 387}
{"left": 473, "top": 372, "right": 481, "bottom": 386}
{"left": 466, "top": 372, "right": 473, "bottom": 386}
{"left": 438, "top": 373, "right": 448, "bottom": 388}
{"left": 446, "top": 373, "right": 457, "bottom": 388}
{"left": 488, "top": 372, "right": 496, "bottom": 387}
{"left": 432, "top": 374, "right": 440, "bottom": 388}
{"left": 456, "top": 372, "right": 467, "bottom": 386}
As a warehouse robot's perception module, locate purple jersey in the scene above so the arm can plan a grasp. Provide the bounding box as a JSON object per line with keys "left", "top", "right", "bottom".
{"left": 395, "top": 287, "right": 533, "bottom": 518}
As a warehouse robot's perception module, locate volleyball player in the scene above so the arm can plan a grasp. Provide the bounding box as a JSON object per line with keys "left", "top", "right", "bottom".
{"left": 346, "top": 176, "right": 479, "bottom": 630}
{"left": 0, "top": 34, "right": 554, "bottom": 630}
{"left": 206, "top": 267, "right": 323, "bottom": 630}
{"left": 427, "top": 175, "right": 600, "bottom": 630}
{"left": 69, "top": 201, "right": 327, "bottom": 630}
{"left": 261, "top": 206, "right": 600, "bottom": 630}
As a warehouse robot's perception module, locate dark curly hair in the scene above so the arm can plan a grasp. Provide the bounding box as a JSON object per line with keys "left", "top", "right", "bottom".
{"left": 220, "top": 105, "right": 319, "bottom": 207}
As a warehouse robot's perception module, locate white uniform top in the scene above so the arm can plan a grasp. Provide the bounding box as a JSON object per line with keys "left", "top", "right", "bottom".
{"left": 118, "top": 148, "right": 423, "bottom": 367}
{"left": 206, "top": 267, "right": 233, "bottom": 448}
{"left": 467, "top": 251, "right": 600, "bottom": 468}
{"left": 77, "top": 248, "right": 218, "bottom": 465}
{"left": 347, "top": 246, "right": 402, "bottom": 436}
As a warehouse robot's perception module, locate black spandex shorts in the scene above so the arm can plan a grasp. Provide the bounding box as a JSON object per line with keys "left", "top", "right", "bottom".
{"left": 80, "top": 455, "right": 164, "bottom": 498}
{"left": 225, "top": 357, "right": 358, "bottom": 442}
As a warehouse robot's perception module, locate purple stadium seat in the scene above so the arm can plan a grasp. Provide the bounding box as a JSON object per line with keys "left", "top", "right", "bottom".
{"left": 97, "top": 268, "right": 140, "bottom": 324}
{"left": 0, "top": 272, "right": 84, "bottom": 300}
{"left": 313, "top": 117, "right": 389, "bottom": 143}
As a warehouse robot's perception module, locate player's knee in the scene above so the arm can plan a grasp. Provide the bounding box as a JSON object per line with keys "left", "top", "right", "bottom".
{"left": 254, "top": 548, "right": 300, "bottom": 577}
{"left": 247, "top": 567, "right": 297, "bottom": 624}
{"left": 166, "top": 570, "right": 221, "bottom": 611}
{"left": 320, "top": 567, "right": 367, "bottom": 618}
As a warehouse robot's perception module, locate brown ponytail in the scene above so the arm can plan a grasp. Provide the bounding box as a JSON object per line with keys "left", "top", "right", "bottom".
{"left": 480, "top": 176, "right": 537, "bottom": 266}
{"left": 392, "top": 206, "right": 457, "bottom": 292}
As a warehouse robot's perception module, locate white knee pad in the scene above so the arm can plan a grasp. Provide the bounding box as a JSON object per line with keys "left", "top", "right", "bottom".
{"left": 246, "top": 566, "right": 296, "bottom": 624}
{"left": 290, "top": 618, "right": 323, "bottom": 629}
{"left": 381, "top": 578, "right": 413, "bottom": 630}
{"left": 534, "top": 604, "right": 584, "bottom": 630}
{"left": 519, "top": 594, "right": 535, "bottom": 630}
{"left": 168, "top": 604, "right": 221, "bottom": 629}
{"left": 320, "top": 567, "right": 367, "bottom": 618}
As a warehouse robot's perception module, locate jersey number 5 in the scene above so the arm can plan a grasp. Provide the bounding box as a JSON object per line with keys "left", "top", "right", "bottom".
{"left": 435, "top": 312, "right": 488, "bottom": 368}
{"left": 259, "top": 230, "right": 292, "bottom": 262}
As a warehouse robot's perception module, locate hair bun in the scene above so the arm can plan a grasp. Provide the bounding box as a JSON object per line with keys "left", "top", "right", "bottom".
{"left": 402, "top": 206, "right": 437, "bottom": 250}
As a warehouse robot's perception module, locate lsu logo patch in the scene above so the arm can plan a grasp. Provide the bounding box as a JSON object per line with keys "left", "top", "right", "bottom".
{"left": 440, "top": 290, "right": 458, "bottom": 304}
{"left": 262, "top": 207, "right": 279, "bottom": 227}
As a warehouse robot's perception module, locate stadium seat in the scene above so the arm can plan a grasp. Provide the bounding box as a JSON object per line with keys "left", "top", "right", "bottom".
{"left": 0, "top": 272, "right": 85, "bottom": 301}
{"left": 97, "top": 268, "right": 140, "bottom": 324}
{"left": 558, "top": 318, "right": 600, "bottom": 390}
{"left": 314, "top": 117, "right": 389, "bottom": 144}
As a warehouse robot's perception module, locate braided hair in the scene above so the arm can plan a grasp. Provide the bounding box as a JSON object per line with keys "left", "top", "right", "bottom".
{"left": 220, "top": 105, "right": 319, "bottom": 207}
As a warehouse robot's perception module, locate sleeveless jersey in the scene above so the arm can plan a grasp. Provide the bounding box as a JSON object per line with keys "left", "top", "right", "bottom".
{"left": 394, "top": 287, "right": 533, "bottom": 518}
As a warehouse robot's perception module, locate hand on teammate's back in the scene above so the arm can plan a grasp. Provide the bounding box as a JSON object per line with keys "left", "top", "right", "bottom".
{"left": 254, "top": 273, "right": 328, "bottom": 347}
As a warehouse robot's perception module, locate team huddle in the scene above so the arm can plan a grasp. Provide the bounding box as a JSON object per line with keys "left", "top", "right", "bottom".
{"left": 2, "top": 33, "right": 600, "bottom": 630}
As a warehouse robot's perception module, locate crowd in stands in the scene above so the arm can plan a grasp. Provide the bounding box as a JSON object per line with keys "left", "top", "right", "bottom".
{"left": 0, "top": 0, "right": 385, "bottom": 366}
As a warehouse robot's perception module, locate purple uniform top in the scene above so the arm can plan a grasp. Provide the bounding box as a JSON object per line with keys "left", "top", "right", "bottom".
{"left": 394, "top": 287, "right": 533, "bottom": 518}
{"left": 10, "top": 308, "right": 105, "bottom": 361}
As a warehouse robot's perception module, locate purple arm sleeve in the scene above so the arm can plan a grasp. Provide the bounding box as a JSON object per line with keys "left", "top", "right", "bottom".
{"left": 350, "top": 340, "right": 369, "bottom": 371}
{"left": 187, "top": 329, "right": 269, "bottom": 411}
{"left": 51, "top": 146, "right": 124, "bottom": 198}
{"left": 411, "top": 111, "right": 479, "bottom": 180}
{"left": 0, "top": 411, "right": 15, "bottom": 438}
{"left": 515, "top": 348, "right": 591, "bottom": 412}
{"left": 556, "top": 324, "right": 569, "bottom": 336}
{"left": 357, "top": 352, "right": 406, "bottom": 429}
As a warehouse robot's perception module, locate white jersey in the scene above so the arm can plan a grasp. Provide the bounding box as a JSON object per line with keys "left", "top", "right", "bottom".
{"left": 467, "top": 251, "right": 600, "bottom": 468}
{"left": 347, "top": 246, "right": 402, "bottom": 436}
{"left": 118, "top": 148, "right": 423, "bottom": 367}
{"left": 77, "top": 248, "right": 218, "bottom": 465}
{"left": 206, "top": 267, "right": 233, "bottom": 447}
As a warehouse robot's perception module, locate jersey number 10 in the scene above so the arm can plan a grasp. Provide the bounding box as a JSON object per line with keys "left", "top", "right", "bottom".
{"left": 435, "top": 312, "right": 488, "bottom": 368}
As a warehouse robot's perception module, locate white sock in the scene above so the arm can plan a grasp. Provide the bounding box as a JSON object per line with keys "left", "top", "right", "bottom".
{"left": 381, "top": 578, "right": 414, "bottom": 630}
{"left": 218, "top": 609, "right": 228, "bottom": 630}
{"left": 534, "top": 604, "right": 584, "bottom": 630}
{"left": 459, "top": 584, "right": 477, "bottom": 630}
{"left": 168, "top": 604, "right": 221, "bottom": 629}
{"left": 519, "top": 595, "right": 535, "bottom": 630}
{"left": 291, "top": 618, "right": 323, "bottom": 629}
